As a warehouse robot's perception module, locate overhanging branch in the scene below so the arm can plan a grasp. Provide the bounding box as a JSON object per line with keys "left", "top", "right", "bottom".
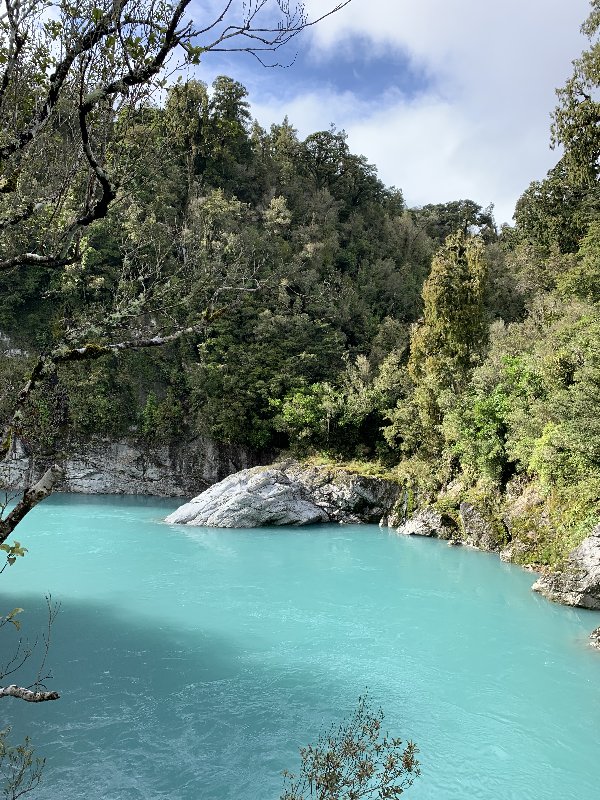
{"left": 0, "top": 252, "right": 76, "bottom": 272}
{"left": 0, "top": 0, "right": 128, "bottom": 162}
{"left": 0, "top": 466, "right": 65, "bottom": 544}
{"left": 0, "top": 684, "right": 60, "bottom": 702}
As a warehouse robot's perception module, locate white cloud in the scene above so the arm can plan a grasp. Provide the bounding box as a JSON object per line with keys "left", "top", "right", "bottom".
{"left": 248, "top": 0, "right": 592, "bottom": 224}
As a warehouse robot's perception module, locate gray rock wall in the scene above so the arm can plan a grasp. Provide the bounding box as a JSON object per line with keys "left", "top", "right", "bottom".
{"left": 0, "top": 437, "right": 266, "bottom": 497}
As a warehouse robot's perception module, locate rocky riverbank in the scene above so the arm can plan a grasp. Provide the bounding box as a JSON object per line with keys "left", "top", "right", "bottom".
{"left": 5, "top": 438, "right": 600, "bottom": 634}
{"left": 385, "top": 489, "right": 600, "bottom": 616}
{"left": 166, "top": 461, "right": 600, "bottom": 634}
{"left": 531, "top": 525, "right": 600, "bottom": 609}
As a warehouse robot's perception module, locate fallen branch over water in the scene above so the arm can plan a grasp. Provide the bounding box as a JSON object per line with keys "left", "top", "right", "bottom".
{"left": 0, "top": 685, "right": 60, "bottom": 702}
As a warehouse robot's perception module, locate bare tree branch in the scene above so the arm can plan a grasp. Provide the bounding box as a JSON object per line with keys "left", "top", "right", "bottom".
{"left": 0, "top": 0, "right": 27, "bottom": 112}
{"left": 0, "top": 253, "right": 76, "bottom": 272}
{"left": 0, "top": 685, "right": 60, "bottom": 702}
{"left": 78, "top": 0, "right": 192, "bottom": 115}
{"left": 74, "top": 105, "right": 118, "bottom": 229}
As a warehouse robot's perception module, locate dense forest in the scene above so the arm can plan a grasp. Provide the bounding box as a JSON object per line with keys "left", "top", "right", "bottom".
{"left": 3, "top": 0, "right": 600, "bottom": 572}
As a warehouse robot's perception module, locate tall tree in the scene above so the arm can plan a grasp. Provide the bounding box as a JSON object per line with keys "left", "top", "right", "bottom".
{"left": 411, "top": 200, "right": 496, "bottom": 247}
{"left": 513, "top": 160, "right": 589, "bottom": 255}
{"left": 202, "top": 76, "right": 253, "bottom": 195}
{"left": 551, "top": 0, "right": 600, "bottom": 187}
{"left": 407, "top": 231, "right": 487, "bottom": 443}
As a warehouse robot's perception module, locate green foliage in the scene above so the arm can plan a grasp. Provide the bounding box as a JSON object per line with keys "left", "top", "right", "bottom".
{"left": 18, "top": 377, "right": 67, "bottom": 453}
{"left": 504, "top": 304, "right": 600, "bottom": 488}
{"left": 271, "top": 352, "right": 408, "bottom": 457}
{"left": 140, "top": 390, "right": 184, "bottom": 443}
{"left": 411, "top": 199, "right": 496, "bottom": 246}
{"left": 0, "top": 729, "right": 44, "bottom": 800}
{"left": 140, "top": 392, "right": 160, "bottom": 438}
{"left": 409, "top": 231, "right": 487, "bottom": 389}
{"left": 271, "top": 383, "right": 338, "bottom": 445}
{"left": 551, "top": 1, "right": 600, "bottom": 186}
{"left": 507, "top": 479, "right": 600, "bottom": 568}
{"left": 201, "top": 76, "right": 254, "bottom": 198}
{"left": 444, "top": 299, "right": 600, "bottom": 492}
{"left": 513, "top": 161, "right": 590, "bottom": 255}
{"left": 396, "top": 231, "right": 487, "bottom": 455}
{"left": 61, "top": 362, "right": 133, "bottom": 441}
{"left": 2, "top": 59, "right": 501, "bottom": 462}
{"left": 443, "top": 383, "right": 510, "bottom": 483}
{"left": 190, "top": 309, "right": 346, "bottom": 447}
{"left": 555, "top": 220, "right": 600, "bottom": 301}
{"left": 0, "top": 541, "right": 27, "bottom": 570}
{"left": 280, "top": 695, "right": 420, "bottom": 800}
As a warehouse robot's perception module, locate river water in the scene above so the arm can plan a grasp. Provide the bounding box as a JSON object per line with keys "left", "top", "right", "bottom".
{"left": 1, "top": 494, "right": 599, "bottom": 799}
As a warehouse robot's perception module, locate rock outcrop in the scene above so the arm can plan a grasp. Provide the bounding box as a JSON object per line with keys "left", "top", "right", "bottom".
{"left": 395, "top": 507, "right": 457, "bottom": 539}
{"left": 0, "top": 437, "right": 265, "bottom": 497}
{"left": 165, "top": 461, "right": 401, "bottom": 528}
{"left": 532, "top": 525, "right": 600, "bottom": 609}
{"left": 459, "top": 501, "right": 505, "bottom": 551}
{"left": 590, "top": 627, "right": 600, "bottom": 650}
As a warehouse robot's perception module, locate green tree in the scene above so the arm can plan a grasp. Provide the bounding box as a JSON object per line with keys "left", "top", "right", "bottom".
{"left": 164, "top": 79, "right": 210, "bottom": 202}
{"left": 551, "top": 0, "right": 600, "bottom": 186}
{"left": 555, "top": 219, "right": 600, "bottom": 301}
{"left": 513, "top": 160, "right": 590, "bottom": 255}
{"left": 0, "top": 728, "right": 44, "bottom": 799}
{"left": 411, "top": 200, "right": 496, "bottom": 247}
{"left": 202, "top": 76, "right": 254, "bottom": 196}
{"left": 405, "top": 231, "right": 487, "bottom": 448}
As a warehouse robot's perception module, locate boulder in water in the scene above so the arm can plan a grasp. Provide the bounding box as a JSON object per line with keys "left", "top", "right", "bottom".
{"left": 165, "top": 461, "right": 401, "bottom": 528}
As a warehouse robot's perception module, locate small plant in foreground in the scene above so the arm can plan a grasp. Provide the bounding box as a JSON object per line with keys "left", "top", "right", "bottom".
{"left": 281, "top": 695, "right": 420, "bottom": 800}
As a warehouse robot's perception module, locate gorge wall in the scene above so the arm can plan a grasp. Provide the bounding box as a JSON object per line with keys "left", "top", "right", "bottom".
{"left": 0, "top": 437, "right": 270, "bottom": 497}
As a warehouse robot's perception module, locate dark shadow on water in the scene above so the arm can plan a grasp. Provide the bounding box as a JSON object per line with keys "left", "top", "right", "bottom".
{"left": 0, "top": 591, "right": 371, "bottom": 800}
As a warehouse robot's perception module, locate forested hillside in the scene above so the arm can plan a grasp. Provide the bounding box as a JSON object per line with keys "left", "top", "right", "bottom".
{"left": 0, "top": 70, "right": 495, "bottom": 450}
{"left": 3, "top": 1, "right": 600, "bottom": 569}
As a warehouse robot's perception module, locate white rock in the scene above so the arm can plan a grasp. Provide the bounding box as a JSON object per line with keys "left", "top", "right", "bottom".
{"left": 165, "top": 466, "right": 329, "bottom": 527}
{"left": 396, "top": 508, "right": 456, "bottom": 538}
{"left": 166, "top": 461, "right": 401, "bottom": 529}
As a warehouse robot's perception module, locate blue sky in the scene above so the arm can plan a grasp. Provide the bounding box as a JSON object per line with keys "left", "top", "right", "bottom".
{"left": 191, "top": 0, "right": 592, "bottom": 225}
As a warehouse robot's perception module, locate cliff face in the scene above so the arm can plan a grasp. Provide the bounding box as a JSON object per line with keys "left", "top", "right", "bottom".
{"left": 0, "top": 437, "right": 268, "bottom": 497}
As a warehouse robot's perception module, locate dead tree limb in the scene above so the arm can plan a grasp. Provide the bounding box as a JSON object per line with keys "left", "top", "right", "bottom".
{"left": 0, "top": 685, "right": 60, "bottom": 702}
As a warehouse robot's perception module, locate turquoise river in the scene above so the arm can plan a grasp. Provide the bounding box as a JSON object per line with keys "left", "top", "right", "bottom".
{"left": 1, "top": 494, "right": 599, "bottom": 799}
